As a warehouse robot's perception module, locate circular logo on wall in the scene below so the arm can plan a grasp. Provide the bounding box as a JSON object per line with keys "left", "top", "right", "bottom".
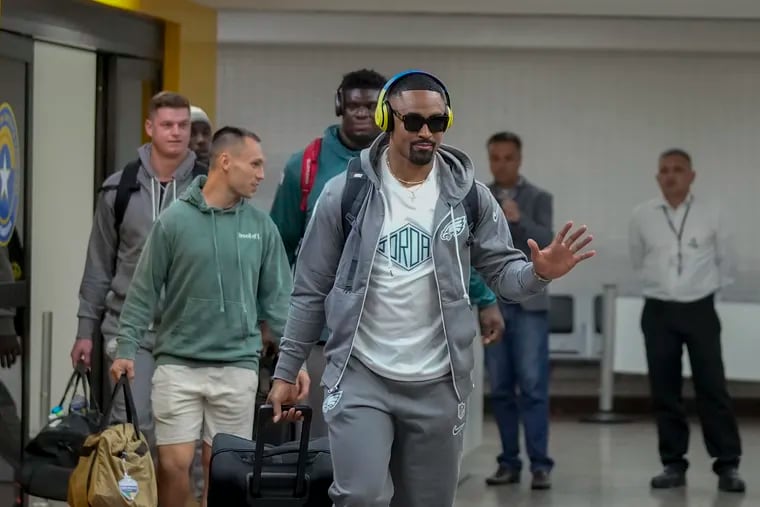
{"left": 0, "top": 102, "right": 20, "bottom": 247}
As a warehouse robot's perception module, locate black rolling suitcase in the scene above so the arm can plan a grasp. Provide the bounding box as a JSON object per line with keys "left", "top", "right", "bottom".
{"left": 208, "top": 405, "right": 332, "bottom": 506}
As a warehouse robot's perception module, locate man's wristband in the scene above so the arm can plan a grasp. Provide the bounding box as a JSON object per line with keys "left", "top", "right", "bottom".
{"left": 533, "top": 268, "right": 550, "bottom": 283}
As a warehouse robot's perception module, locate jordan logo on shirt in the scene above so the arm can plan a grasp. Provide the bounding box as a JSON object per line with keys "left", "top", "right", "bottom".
{"left": 378, "top": 223, "right": 432, "bottom": 271}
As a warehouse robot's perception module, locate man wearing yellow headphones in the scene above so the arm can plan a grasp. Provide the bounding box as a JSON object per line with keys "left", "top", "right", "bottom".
{"left": 269, "top": 69, "right": 505, "bottom": 440}
{"left": 269, "top": 70, "right": 596, "bottom": 506}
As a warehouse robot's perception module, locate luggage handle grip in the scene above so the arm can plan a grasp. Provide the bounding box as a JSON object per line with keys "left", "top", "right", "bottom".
{"left": 250, "top": 404, "right": 312, "bottom": 500}
{"left": 255, "top": 404, "right": 313, "bottom": 432}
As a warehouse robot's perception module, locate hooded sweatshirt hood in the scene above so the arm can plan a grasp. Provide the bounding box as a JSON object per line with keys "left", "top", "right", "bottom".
{"left": 115, "top": 174, "right": 293, "bottom": 370}
{"left": 362, "top": 132, "right": 475, "bottom": 205}
{"left": 137, "top": 144, "right": 198, "bottom": 221}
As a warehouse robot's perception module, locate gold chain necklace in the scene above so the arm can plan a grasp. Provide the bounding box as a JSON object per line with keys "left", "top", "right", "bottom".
{"left": 385, "top": 152, "right": 430, "bottom": 201}
{"left": 386, "top": 153, "right": 428, "bottom": 201}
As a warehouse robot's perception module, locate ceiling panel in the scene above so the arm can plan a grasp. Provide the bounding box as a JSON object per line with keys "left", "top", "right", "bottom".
{"left": 192, "top": 0, "right": 760, "bottom": 19}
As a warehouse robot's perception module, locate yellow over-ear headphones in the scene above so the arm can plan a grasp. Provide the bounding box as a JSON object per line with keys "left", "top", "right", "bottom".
{"left": 374, "top": 69, "right": 454, "bottom": 132}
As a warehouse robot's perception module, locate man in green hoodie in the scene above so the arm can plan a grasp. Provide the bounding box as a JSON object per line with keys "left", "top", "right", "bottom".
{"left": 111, "top": 126, "right": 299, "bottom": 507}
{"left": 270, "top": 69, "right": 504, "bottom": 438}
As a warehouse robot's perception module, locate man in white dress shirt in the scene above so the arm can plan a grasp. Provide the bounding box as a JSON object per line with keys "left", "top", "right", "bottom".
{"left": 628, "top": 148, "right": 744, "bottom": 493}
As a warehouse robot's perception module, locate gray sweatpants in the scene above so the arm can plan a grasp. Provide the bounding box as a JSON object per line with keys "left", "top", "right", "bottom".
{"left": 323, "top": 357, "right": 466, "bottom": 507}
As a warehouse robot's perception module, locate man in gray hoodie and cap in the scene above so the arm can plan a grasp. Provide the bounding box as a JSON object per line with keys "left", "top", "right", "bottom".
{"left": 71, "top": 91, "right": 206, "bottom": 449}
{"left": 269, "top": 70, "right": 596, "bottom": 507}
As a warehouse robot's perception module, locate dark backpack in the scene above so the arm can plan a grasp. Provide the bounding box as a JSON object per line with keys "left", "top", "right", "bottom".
{"left": 101, "top": 159, "right": 208, "bottom": 271}
{"left": 339, "top": 157, "right": 481, "bottom": 243}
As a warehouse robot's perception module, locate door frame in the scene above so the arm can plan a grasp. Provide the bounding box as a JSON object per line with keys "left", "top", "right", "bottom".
{"left": 94, "top": 54, "right": 162, "bottom": 193}
{"left": 0, "top": 29, "right": 35, "bottom": 469}
{"left": 91, "top": 53, "right": 162, "bottom": 407}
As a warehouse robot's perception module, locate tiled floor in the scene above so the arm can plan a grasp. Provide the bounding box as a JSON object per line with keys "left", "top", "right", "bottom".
{"left": 455, "top": 416, "right": 758, "bottom": 507}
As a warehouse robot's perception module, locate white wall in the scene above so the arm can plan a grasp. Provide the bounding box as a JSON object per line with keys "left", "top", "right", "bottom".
{"left": 28, "top": 41, "right": 96, "bottom": 443}
{"left": 615, "top": 297, "right": 760, "bottom": 382}
{"left": 219, "top": 11, "right": 760, "bottom": 54}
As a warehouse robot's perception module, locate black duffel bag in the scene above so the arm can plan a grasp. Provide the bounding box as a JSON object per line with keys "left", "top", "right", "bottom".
{"left": 208, "top": 404, "right": 332, "bottom": 507}
{"left": 19, "top": 363, "right": 101, "bottom": 501}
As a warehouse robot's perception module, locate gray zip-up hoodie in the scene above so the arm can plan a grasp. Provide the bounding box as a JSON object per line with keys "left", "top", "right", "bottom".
{"left": 76, "top": 144, "right": 199, "bottom": 345}
{"left": 273, "top": 134, "right": 549, "bottom": 401}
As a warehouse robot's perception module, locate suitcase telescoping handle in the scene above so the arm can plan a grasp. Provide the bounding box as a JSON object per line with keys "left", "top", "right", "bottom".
{"left": 249, "top": 404, "right": 313, "bottom": 504}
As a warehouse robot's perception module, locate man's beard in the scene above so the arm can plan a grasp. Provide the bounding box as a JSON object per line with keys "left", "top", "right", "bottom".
{"left": 408, "top": 144, "right": 436, "bottom": 166}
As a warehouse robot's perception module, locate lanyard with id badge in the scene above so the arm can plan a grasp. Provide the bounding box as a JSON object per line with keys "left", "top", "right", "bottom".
{"left": 662, "top": 200, "right": 692, "bottom": 276}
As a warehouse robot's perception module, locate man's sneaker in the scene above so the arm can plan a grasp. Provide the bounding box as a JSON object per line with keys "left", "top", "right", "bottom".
{"left": 718, "top": 468, "right": 746, "bottom": 493}
{"left": 531, "top": 470, "right": 552, "bottom": 490}
{"left": 650, "top": 467, "right": 686, "bottom": 489}
{"left": 485, "top": 466, "right": 520, "bottom": 486}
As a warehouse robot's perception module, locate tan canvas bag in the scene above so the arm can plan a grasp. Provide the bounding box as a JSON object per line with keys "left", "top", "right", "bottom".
{"left": 68, "top": 375, "right": 157, "bottom": 507}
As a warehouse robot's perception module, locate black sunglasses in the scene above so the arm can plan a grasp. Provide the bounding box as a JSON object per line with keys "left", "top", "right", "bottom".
{"left": 392, "top": 110, "right": 449, "bottom": 133}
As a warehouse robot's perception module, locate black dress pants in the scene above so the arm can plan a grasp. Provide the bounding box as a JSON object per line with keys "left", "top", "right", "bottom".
{"left": 641, "top": 294, "right": 742, "bottom": 474}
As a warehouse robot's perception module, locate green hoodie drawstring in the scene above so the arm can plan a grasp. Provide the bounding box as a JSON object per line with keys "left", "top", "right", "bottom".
{"left": 236, "top": 208, "right": 249, "bottom": 332}
{"left": 212, "top": 207, "right": 250, "bottom": 335}
{"left": 211, "top": 210, "right": 225, "bottom": 313}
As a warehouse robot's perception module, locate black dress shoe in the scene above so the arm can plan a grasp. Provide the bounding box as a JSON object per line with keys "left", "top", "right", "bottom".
{"left": 531, "top": 470, "right": 552, "bottom": 490}
{"left": 485, "top": 466, "right": 520, "bottom": 486}
{"left": 718, "top": 469, "right": 746, "bottom": 493}
{"left": 650, "top": 468, "right": 686, "bottom": 489}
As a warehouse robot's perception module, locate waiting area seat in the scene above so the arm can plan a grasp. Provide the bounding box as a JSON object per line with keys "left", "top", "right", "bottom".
{"left": 549, "top": 295, "right": 574, "bottom": 334}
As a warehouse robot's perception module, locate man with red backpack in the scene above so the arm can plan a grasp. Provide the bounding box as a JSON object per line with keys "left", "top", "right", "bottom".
{"left": 269, "top": 69, "right": 504, "bottom": 438}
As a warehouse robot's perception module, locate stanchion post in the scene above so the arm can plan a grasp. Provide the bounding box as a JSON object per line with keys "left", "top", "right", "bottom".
{"left": 39, "top": 311, "right": 53, "bottom": 430}
{"left": 581, "top": 284, "right": 633, "bottom": 424}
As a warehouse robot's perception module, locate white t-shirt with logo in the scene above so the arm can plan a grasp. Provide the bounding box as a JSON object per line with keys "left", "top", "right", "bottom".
{"left": 352, "top": 151, "right": 449, "bottom": 381}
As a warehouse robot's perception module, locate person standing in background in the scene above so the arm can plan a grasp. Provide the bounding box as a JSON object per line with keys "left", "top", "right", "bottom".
{"left": 483, "top": 131, "right": 555, "bottom": 490}
{"left": 190, "top": 105, "right": 212, "bottom": 167}
{"left": 269, "top": 69, "right": 504, "bottom": 438}
{"left": 629, "top": 148, "right": 745, "bottom": 493}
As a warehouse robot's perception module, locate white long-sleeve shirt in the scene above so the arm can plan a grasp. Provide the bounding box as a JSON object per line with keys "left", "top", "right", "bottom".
{"left": 628, "top": 194, "right": 736, "bottom": 303}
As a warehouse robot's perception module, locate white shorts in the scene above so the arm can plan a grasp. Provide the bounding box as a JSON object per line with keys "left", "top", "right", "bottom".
{"left": 151, "top": 364, "right": 259, "bottom": 446}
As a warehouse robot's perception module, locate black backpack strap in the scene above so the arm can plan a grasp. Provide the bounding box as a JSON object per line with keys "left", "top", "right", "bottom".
{"left": 113, "top": 159, "right": 141, "bottom": 235}
{"left": 341, "top": 157, "right": 370, "bottom": 243}
{"left": 107, "top": 159, "right": 141, "bottom": 276}
{"left": 462, "top": 180, "right": 481, "bottom": 235}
